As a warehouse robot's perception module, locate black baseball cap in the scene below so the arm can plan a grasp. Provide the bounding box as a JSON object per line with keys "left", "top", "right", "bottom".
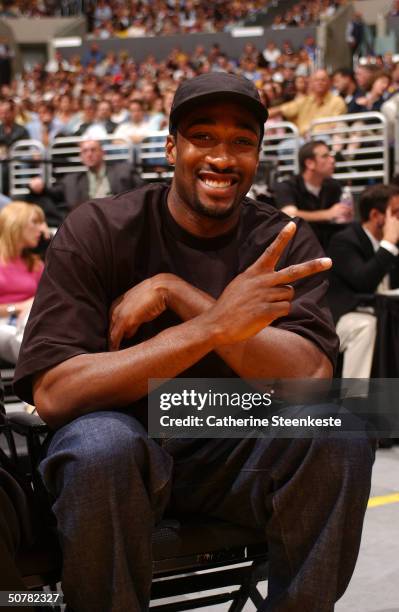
{"left": 169, "top": 72, "right": 268, "bottom": 141}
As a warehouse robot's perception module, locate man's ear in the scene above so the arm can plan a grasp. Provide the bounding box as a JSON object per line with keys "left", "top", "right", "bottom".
{"left": 369, "top": 208, "right": 383, "bottom": 222}
{"left": 165, "top": 134, "right": 176, "bottom": 165}
{"left": 304, "top": 157, "right": 315, "bottom": 173}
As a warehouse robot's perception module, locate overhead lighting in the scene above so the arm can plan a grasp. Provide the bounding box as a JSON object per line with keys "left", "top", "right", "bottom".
{"left": 231, "top": 27, "right": 264, "bottom": 37}
{"left": 53, "top": 37, "right": 82, "bottom": 47}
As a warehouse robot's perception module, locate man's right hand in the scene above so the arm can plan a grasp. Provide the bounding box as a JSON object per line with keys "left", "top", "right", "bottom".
{"left": 324, "top": 203, "right": 353, "bottom": 222}
{"left": 383, "top": 206, "right": 399, "bottom": 245}
{"left": 203, "top": 221, "right": 332, "bottom": 346}
{"left": 29, "top": 177, "right": 45, "bottom": 194}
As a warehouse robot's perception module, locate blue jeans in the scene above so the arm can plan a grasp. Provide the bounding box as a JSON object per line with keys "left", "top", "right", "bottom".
{"left": 40, "top": 411, "right": 374, "bottom": 611}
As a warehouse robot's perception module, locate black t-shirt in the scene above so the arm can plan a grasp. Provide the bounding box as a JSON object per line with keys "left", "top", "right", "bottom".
{"left": 274, "top": 175, "right": 343, "bottom": 250}
{"left": 14, "top": 182, "right": 338, "bottom": 410}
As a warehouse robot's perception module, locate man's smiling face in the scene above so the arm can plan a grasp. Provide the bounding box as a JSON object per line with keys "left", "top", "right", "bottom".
{"left": 166, "top": 100, "right": 260, "bottom": 222}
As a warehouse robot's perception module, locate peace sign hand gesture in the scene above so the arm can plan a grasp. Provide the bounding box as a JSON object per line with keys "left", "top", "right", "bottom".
{"left": 204, "top": 221, "right": 332, "bottom": 346}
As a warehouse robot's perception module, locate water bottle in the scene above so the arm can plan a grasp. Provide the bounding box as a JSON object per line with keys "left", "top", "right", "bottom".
{"left": 336, "top": 186, "right": 354, "bottom": 223}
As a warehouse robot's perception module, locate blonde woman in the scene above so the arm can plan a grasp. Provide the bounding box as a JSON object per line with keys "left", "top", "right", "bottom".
{"left": 0, "top": 201, "right": 48, "bottom": 363}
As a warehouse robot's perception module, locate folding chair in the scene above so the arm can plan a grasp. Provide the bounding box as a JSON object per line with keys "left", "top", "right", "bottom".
{"left": 2, "top": 401, "right": 268, "bottom": 610}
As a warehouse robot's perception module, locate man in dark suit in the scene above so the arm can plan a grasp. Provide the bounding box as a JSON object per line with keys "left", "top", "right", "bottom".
{"left": 28, "top": 139, "right": 143, "bottom": 223}
{"left": 328, "top": 184, "right": 399, "bottom": 377}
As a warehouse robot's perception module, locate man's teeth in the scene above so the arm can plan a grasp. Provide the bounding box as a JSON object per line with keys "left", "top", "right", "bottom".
{"left": 202, "top": 178, "right": 232, "bottom": 188}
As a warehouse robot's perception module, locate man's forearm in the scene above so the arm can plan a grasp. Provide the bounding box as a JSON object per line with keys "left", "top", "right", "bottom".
{"left": 166, "top": 277, "right": 332, "bottom": 379}
{"left": 33, "top": 313, "right": 221, "bottom": 429}
{"left": 289, "top": 208, "right": 330, "bottom": 222}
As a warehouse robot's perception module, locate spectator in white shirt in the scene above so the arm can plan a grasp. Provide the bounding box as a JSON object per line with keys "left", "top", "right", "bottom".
{"left": 113, "top": 99, "right": 155, "bottom": 145}
{"left": 262, "top": 41, "right": 281, "bottom": 68}
{"left": 110, "top": 92, "right": 129, "bottom": 125}
{"left": 81, "top": 101, "right": 117, "bottom": 139}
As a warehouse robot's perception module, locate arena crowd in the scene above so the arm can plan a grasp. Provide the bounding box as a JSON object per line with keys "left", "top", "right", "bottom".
{"left": 0, "top": 38, "right": 398, "bottom": 152}
{"left": 0, "top": 0, "right": 344, "bottom": 35}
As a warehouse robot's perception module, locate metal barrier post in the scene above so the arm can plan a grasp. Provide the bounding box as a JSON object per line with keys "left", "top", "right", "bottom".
{"left": 8, "top": 140, "right": 46, "bottom": 198}
{"left": 261, "top": 121, "right": 300, "bottom": 182}
{"left": 309, "top": 112, "right": 388, "bottom": 193}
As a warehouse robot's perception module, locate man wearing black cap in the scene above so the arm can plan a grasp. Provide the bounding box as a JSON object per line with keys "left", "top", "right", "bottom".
{"left": 14, "top": 73, "right": 374, "bottom": 611}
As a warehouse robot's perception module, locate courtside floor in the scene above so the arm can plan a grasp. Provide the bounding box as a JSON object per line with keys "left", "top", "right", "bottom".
{"left": 156, "top": 446, "right": 399, "bottom": 612}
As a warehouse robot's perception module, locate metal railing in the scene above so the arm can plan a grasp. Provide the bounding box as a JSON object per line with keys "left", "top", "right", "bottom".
{"left": 309, "top": 112, "right": 389, "bottom": 192}
{"left": 260, "top": 121, "right": 300, "bottom": 180}
{"left": 136, "top": 130, "right": 174, "bottom": 181}
{"left": 1, "top": 113, "right": 391, "bottom": 204}
{"left": 8, "top": 140, "right": 46, "bottom": 198}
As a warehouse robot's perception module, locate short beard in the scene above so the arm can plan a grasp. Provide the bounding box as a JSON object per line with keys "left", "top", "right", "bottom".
{"left": 190, "top": 196, "right": 238, "bottom": 220}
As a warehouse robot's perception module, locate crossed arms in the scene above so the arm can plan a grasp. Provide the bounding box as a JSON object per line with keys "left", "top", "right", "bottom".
{"left": 33, "top": 222, "right": 333, "bottom": 428}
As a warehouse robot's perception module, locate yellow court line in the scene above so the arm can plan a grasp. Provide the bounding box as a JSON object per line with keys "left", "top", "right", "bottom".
{"left": 368, "top": 493, "right": 399, "bottom": 508}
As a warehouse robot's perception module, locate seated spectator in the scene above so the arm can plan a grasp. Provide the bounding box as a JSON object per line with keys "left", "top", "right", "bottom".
{"left": 239, "top": 42, "right": 260, "bottom": 66}
{"left": 293, "top": 75, "right": 309, "bottom": 98}
{"left": 0, "top": 99, "right": 29, "bottom": 156}
{"left": 281, "top": 40, "right": 295, "bottom": 56}
{"left": 328, "top": 184, "right": 399, "bottom": 378}
{"left": 15, "top": 97, "right": 38, "bottom": 128}
{"left": 354, "top": 63, "right": 380, "bottom": 96}
{"left": 333, "top": 68, "right": 363, "bottom": 114}
{"left": 94, "top": 51, "right": 122, "bottom": 79}
{"left": 274, "top": 140, "right": 352, "bottom": 250}
{"left": 78, "top": 100, "right": 117, "bottom": 139}
{"left": 147, "top": 96, "right": 168, "bottom": 131}
{"left": 271, "top": 14, "right": 287, "bottom": 29}
{"left": 110, "top": 91, "right": 129, "bottom": 125}
{"left": 113, "top": 99, "right": 158, "bottom": 144}
{"left": 0, "top": 201, "right": 47, "bottom": 363}
{"left": 268, "top": 70, "right": 347, "bottom": 136}
{"left": 141, "top": 84, "right": 160, "bottom": 114}
{"left": 262, "top": 41, "right": 281, "bottom": 68}
{"left": 211, "top": 53, "right": 235, "bottom": 74}
{"left": 303, "top": 35, "right": 317, "bottom": 62}
{"left": 82, "top": 42, "right": 105, "bottom": 67}
{"left": 26, "top": 101, "right": 64, "bottom": 146}
{"left": 93, "top": 0, "right": 113, "bottom": 30}
{"left": 45, "top": 50, "right": 71, "bottom": 74}
{"left": 352, "top": 71, "right": 392, "bottom": 113}
{"left": 295, "top": 49, "right": 312, "bottom": 77}
{"left": 29, "top": 139, "right": 143, "bottom": 213}
{"left": 113, "top": 4, "right": 131, "bottom": 33}
{"left": 240, "top": 57, "right": 262, "bottom": 83}
{"left": 73, "top": 98, "right": 98, "bottom": 136}
{"left": 55, "top": 94, "right": 78, "bottom": 136}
